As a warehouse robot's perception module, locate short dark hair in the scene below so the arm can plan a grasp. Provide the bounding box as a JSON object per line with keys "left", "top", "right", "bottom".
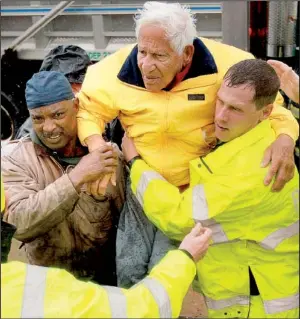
{"left": 224, "top": 59, "right": 280, "bottom": 109}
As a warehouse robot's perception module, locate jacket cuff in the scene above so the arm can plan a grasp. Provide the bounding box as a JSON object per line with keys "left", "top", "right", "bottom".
{"left": 64, "top": 174, "right": 81, "bottom": 197}
{"left": 127, "top": 156, "right": 142, "bottom": 170}
{"left": 130, "top": 159, "right": 154, "bottom": 195}
{"left": 178, "top": 248, "right": 195, "bottom": 263}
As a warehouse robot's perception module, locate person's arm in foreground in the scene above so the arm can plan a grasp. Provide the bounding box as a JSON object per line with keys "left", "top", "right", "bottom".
{"left": 3, "top": 224, "right": 211, "bottom": 318}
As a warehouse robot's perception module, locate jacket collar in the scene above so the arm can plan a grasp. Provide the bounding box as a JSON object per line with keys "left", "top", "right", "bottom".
{"left": 191, "top": 120, "right": 274, "bottom": 174}
{"left": 117, "top": 38, "right": 218, "bottom": 89}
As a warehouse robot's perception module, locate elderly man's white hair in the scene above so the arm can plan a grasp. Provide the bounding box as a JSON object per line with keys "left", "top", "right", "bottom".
{"left": 135, "top": 1, "right": 197, "bottom": 55}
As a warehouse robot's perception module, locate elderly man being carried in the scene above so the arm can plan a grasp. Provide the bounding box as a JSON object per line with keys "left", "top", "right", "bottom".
{"left": 77, "top": 2, "right": 299, "bottom": 287}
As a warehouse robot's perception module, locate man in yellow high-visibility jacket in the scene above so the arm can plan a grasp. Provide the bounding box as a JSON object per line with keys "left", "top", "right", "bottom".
{"left": 77, "top": 1, "right": 298, "bottom": 288}
{"left": 0, "top": 177, "right": 212, "bottom": 318}
{"left": 122, "top": 59, "right": 299, "bottom": 318}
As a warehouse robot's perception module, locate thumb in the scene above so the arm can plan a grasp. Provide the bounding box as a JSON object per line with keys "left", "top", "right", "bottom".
{"left": 261, "top": 146, "right": 272, "bottom": 168}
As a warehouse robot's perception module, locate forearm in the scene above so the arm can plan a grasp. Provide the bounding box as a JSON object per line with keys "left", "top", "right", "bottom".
{"left": 84, "top": 134, "right": 106, "bottom": 152}
{"left": 5, "top": 174, "right": 79, "bottom": 242}
{"left": 130, "top": 160, "right": 194, "bottom": 241}
{"left": 125, "top": 250, "right": 196, "bottom": 318}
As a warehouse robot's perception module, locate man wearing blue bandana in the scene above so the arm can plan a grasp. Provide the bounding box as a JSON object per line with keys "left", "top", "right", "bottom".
{"left": 1, "top": 71, "right": 126, "bottom": 285}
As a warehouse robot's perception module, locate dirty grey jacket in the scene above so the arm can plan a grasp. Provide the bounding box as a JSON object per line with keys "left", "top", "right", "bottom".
{"left": 1, "top": 135, "right": 125, "bottom": 280}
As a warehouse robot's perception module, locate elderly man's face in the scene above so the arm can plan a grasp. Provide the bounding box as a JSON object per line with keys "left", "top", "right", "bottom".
{"left": 30, "top": 99, "right": 79, "bottom": 150}
{"left": 137, "top": 25, "right": 193, "bottom": 92}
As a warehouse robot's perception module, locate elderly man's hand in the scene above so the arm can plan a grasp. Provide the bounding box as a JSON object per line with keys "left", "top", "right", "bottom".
{"left": 86, "top": 174, "right": 113, "bottom": 197}
{"left": 121, "top": 134, "right": 139, "bottom": 162}
{"left": 84, "top": 141, "right": 119, "bottom": 197}
{"left": 267, "top": 60, "right": 299, "bottom": 104}
{"left": 68, "top": 145, "right": 118, "bottom": 192}
{"left": 261, "top": 134, "right": 295, "bottom": 192}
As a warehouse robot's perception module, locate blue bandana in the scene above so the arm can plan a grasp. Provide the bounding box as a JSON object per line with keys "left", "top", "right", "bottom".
{"left": 25, "top": 71, "right": 74, "bottom": 109}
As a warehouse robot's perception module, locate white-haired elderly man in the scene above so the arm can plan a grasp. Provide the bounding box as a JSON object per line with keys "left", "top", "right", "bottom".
{"left": 77, "top": 2, "right": 299, "bottom": 287}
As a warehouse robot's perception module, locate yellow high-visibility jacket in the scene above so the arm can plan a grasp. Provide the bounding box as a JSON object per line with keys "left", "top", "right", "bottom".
{"left": 77, "top": 37, "right": 298, "bottom": 187}
{"left": 1, "top": 250, "right": 195, "bottom": 318}
{"left": 130, "top": 120, "right": 299, "bottom": 318}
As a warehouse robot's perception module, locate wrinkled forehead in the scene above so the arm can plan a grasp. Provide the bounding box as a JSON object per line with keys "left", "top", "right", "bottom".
{"left": 138, "top": 25, "right": 174, "bottom": 52}
{"left": 29, "top": 99, "right": 73, "bottom": 116}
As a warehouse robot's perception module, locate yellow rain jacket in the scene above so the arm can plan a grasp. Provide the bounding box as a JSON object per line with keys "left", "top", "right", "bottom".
{"left": 130, "top": 120, "right": 299, "bottom": 318}
{"left": 1, "top": 250, "right": 195, "bottom": 318}
{"left": 77, "top": 37, "right": 298, "bottom": 187}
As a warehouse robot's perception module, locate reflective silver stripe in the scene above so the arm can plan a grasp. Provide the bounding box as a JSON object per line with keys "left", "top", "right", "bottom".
{"left": 136, "top": 171, "right": 166, "bottom": 206}
{"left": 192, "top": 185, "right": 228, "bottom": 244}
{"left": 205, "top": 295, "right": 249, "bottom": 310}
{"left": 102, "top": 286, "right": 127, "bottom": 318}
{"left": 264, "top": 293, "right": 299, "bottom": 314}
{"left": 21, "top": 264, "right": 47, "bottom": 318}
{"left": 142, "top": 277, "right": 172, "bottom": 318}
{"left": 192, "top": 184, "right": 209, "bottom": 220}
{"left": 260, "top": 220, "right": 299, "bottom": 250}
{"left": 201, "top": 219, "right": 229, "bottom": 244}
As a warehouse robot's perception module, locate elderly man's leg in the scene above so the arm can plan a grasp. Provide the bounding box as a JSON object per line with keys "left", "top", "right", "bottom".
{"left": 116, "top": 178, "right": 157, "bottom": 288}
{"left": 148, "top": 229, "right": 177, "bottom": 272}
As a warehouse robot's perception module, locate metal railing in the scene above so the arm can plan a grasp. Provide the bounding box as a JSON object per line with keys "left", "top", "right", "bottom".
{"left": 9, "top": 1, "right": 74, "bottom": 51}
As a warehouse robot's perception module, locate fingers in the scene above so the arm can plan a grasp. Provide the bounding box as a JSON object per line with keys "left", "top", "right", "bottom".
{"left": 90, "top": 179, "right": 101, "bottom": 196}
{"left": 200, "top": 227, "right": 212, "bottom": 241}
{"left": 111, "top": 170, "right": 117, "bottom": 186}
{"left": 261, "top": 146, "right": 272, "bottom": 168}
{"left": 97, "top": 174, "right": 111, "bottom": 195}
{"left": 86, "top": 182, "right": 91, "bottom": 195}
{"left": 102, "top": 167, "right": 115, "bottom": 174}
{"left": 97, "top": 144, "right": 114, "bottom": 153}
{"left": 264, "top": 161, "right": 278, "bottom": 186}
{"left": 99, "top": 174, "right": 111, "bottom": 188}
{"left": 190, "top": 223, "right": 203, "bottom": 236}
{"left": 262, "top": 145, "right": 274, "bottom": 186}
{"left": 267, "top": 60, "right": 289, "bottom": 76}
{"left": 104, "top": 157, "right": 118, "bottom": 167}
{"left": 271, "top": 162, "right": 295, "bottom": 192}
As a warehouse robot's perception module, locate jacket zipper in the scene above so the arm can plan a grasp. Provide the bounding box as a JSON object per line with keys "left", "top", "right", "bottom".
{"left": 200, "top": 157, "right": 213, "bottom": 174}
{"left": 49, "top": 156, "right": 66, "bottom": 175}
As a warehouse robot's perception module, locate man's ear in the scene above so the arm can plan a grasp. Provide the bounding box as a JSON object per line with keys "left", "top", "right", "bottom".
{"left": 182, "top": 44, "right": 194, "bottom": 67}
{"left": 260, "top": 104, "right": 273, "bottom": 121}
